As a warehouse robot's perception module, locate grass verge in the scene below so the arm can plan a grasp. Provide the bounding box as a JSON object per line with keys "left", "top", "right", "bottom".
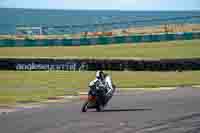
{"left": 0, "top": 40, "right": 200, "bottom": 59}
{"left": 0, "top": 71, "right": 200, "bottom": 104}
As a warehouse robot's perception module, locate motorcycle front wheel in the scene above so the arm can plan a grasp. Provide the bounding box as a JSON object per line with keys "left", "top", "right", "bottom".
{"left": 81, "top": 101, "right": 89, "bottom": 112}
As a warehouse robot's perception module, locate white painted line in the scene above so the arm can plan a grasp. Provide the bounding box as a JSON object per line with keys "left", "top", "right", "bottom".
{"left": 79, "top": 92, "right": 88, "bottom": 95}
{"left": 0, "top": 109, "right": 17, "bottom": 114}
{"left": 79, "top": 87, "right": 177, "bottom": 96}
{"left": 117, "top": 87, "right": 177, "bottom": 91}
{"left": 136, "top": 125, "right": 169, "bottom": 132}
{"left": 64, "top": 96, "right": 76, "bottom": 99}
{"left": 42, "top": 100, "right": 67, "bottom": 103}
{"left": 18, "top": 105, "right": 43, "bottom": 109}
{"left": 192, "top": 85, "right": 200, "bottom": 88}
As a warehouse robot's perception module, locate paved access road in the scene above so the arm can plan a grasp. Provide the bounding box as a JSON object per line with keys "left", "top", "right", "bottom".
{"left": 1, "top": 87, "right": 200, "bottom": 133}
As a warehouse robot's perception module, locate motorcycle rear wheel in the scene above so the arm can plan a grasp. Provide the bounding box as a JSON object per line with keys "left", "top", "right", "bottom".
{"left": 96, "top": 105, "right": 104, "bottom": 112}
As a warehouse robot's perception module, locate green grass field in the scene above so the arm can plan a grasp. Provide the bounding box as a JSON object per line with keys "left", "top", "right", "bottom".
{"left": 0, "top": 71, "right": 200, "bottom": 104}
{"left": 1, "top": 39, "right": 200, "bottom": 104}
{"left": 0, "top": 39, "right": 200, "bottom": 59}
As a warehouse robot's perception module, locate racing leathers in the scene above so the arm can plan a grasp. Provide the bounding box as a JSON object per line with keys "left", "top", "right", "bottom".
{"left": 89, "top": 75, "right": 114, "bottom": 97}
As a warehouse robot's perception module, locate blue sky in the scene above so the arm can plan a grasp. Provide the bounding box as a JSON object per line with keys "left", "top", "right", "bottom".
{"left": 0, "top": 0, "right": 200, "bottom": 10}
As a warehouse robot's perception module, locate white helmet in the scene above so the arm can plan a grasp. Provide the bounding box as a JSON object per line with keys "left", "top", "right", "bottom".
{"left": 96, "top": 70, "right": 104, "bottom": 79}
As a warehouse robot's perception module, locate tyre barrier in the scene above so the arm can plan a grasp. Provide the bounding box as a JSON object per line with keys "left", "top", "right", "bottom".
{"left": 0, "top": 32, "right": 200, "bottom": 47}
{"left": 0, "top": 58, "right": 200, "bottom": 71}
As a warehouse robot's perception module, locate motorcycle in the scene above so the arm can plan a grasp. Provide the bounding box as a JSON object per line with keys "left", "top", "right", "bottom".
{"left": 81, "top": 80, "right": 113, "bottom": 112}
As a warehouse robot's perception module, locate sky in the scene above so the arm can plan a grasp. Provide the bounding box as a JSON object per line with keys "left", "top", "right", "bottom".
{"left": 0, "top": 0, "right": 200, "bottom": 11}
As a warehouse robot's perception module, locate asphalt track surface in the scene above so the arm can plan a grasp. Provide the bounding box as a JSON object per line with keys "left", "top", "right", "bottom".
{"left": 1, "top": 87, "right": 200, "bottom": 133}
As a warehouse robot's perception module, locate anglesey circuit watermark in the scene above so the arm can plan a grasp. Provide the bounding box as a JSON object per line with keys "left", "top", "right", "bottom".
{"left": 16, "top": 63, "right": 78, "bottom": 71}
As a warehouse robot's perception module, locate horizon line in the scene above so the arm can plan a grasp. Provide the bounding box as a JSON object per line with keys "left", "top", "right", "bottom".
{"left": 1, "top": 7, "right": 200, "bottom": 12}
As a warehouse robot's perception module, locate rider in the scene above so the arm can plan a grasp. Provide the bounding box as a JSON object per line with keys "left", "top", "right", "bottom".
{"left": 89, "top": 71, "right": 115, "bottom": 97}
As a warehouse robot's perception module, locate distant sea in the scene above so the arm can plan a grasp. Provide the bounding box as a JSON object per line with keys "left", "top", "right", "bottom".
{"left": 0, "top": 8, "right": 200, "bottom": 34}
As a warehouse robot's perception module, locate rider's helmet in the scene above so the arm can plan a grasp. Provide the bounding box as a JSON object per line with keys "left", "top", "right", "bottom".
{"left": 96, "top": 70, "right": 105, "bottom": 80}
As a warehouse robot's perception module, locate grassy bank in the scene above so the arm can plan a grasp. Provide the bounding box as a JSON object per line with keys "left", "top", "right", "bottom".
{"left": 0, "top": 40, "right": 200, "bottom": 59}
{"left": 0, "top": 71, "right": 200, "bottom": 104}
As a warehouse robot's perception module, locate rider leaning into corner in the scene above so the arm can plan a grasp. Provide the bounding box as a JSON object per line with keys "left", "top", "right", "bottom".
{"left": 89, "top": 71, "right": 116, "bottom": 103}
